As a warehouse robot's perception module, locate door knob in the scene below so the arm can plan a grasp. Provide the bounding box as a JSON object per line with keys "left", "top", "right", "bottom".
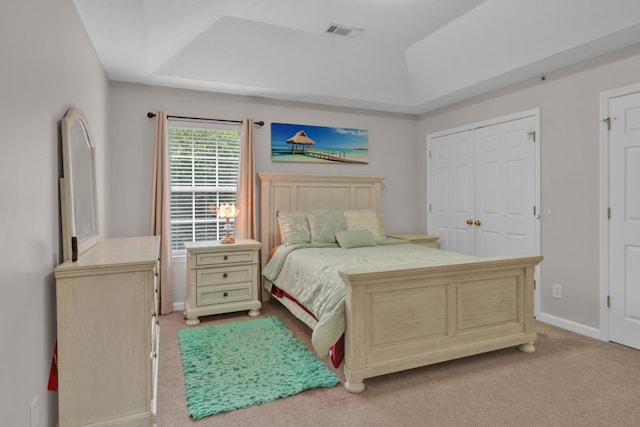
{"left": 466, "top": 219, "right": 473, "bottom": 225}
{"left": 474, "top": 220, "right": 482, "bottom": 226}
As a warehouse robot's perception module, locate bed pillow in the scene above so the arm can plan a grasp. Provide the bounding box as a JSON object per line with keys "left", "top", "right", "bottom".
{"left": 335, "top": 229, "right": 377, "bottom": 249}
{"left": 307, "top": 210, "right": 346, "bottom": 243}
{"left": 343, "top": 208, "right": 386, "bottom": 242}
{"left": 277, "top": 211, "right": 311, "bottom": 245}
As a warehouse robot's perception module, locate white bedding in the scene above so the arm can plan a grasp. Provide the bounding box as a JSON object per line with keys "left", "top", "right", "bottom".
{"left": 262, "top": 241, "right": 476, "bottom": 357}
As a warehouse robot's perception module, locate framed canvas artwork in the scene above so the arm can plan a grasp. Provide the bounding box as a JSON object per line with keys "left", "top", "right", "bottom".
{"left": 271, "top": 122, "right": 368, "bottom": 164}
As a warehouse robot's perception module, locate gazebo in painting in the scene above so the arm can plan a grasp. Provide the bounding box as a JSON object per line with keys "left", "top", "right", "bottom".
{"left": 286, "top": 130, "right": 315, "bottom": 154}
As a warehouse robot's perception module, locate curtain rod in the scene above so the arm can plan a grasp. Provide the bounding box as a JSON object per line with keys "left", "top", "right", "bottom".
{"left": 146, "top": 112, "right": 264, "bottom": 127}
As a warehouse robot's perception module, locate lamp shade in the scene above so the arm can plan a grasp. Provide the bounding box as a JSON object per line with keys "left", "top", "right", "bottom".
{"left": 218, "top": 203, "right": 239, "bottom": 219}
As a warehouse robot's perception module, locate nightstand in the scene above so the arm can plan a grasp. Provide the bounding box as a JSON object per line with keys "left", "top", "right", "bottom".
{"left": 184, "top": 239, "right": 262, "bottom": 325}
{"left": 389, "top": 233, "right": 439, "bottom": 248}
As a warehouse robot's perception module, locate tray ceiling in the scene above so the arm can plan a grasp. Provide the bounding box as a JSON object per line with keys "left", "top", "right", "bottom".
{"left": 74, "top": 0, "right": 640, "bottom": 114}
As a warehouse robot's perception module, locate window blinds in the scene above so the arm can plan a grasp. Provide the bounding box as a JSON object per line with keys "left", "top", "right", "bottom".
{"left": 168, "top": 120, "right": 240, "bottom": 252}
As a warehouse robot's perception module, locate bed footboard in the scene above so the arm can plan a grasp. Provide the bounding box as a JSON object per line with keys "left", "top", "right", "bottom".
{"left": 339, "top": 254, "right": 542, "bottom": 393}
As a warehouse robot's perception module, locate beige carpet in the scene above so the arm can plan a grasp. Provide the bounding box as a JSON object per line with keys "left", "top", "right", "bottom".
{"left": 156, "top": 301, "right": 640, "bottom": 426}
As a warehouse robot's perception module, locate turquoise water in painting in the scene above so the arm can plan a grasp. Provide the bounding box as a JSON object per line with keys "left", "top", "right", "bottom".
{"left": 271, "top": 146, "right": 368, "bottom": 163}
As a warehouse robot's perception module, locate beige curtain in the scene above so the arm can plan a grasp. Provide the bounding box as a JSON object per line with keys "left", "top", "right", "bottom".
{"left": 149, "top": 111, "right": 174, "bottom": 314}
{"left": 235, "top": 118, "right": 257, "bottom": 240}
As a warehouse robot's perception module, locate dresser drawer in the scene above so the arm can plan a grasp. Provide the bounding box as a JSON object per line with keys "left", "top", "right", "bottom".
{"left": 153, "top": 269, "right": 159, "bottom": 315}
{"left": 197, "top": 282, "right": 253, "bottom": 306}
{"left": 150, "top": 314, "right": 159, "bottom": 356}
{"left": 196, "top": 250, "right": 254, "bottom": 266}
{"left": 196, "top": 265, "right": 253, "bottom": 287}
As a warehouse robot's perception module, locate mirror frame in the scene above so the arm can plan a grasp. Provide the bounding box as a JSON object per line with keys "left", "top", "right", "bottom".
{"left": 60, "top": 107, "right": 100, "bottom": 261}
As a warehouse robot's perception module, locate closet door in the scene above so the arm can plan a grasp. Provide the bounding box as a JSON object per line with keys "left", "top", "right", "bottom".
{"left": 428, "top": 130, "right": 475, "bottom": 255}
{"left": 475, "top": 117, "right": 537, "bottom": 257}
{"left": 428, "top": 114, "right": 537, "bottom": 257}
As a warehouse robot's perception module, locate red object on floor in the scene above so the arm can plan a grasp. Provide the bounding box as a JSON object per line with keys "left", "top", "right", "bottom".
{"left": 271, "top": 285, "right": 345, "bottom": 368}
{"left": 48, "top": 342, "right": 58, "bottom": 391}
{"left": 330, "top": 335, "right": 345, "bottom": 369}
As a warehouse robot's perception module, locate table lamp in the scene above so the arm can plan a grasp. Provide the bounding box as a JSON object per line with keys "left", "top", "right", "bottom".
{"left": 218, "top": 203, "right": 239, "bottom": 244}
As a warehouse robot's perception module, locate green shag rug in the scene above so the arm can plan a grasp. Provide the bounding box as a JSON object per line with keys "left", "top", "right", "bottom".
{"left": 178, "top": 316, "right": 340, "bottom": 419}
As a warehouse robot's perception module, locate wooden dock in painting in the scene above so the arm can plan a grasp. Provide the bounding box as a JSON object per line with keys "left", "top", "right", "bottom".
{"left": 292, "top": 148, "right": 367, "bottom": 164}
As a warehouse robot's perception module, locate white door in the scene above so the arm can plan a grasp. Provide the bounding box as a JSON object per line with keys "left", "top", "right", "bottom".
{"left": 609, "top": 92, "right": 640, "bottom": 350}
{"left": 475, "top": 118, "right": 537, "bottom": 257}
{"left": 428, "top": 130, "right": 475, "bottom": 254}
{"left": 428, "top": 115, "right": 538, "bottom": 258}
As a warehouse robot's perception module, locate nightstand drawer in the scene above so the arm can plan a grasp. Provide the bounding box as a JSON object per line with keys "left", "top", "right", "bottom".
{"left": 196, "top": 265, "right": 253, "bottom": 287}
{"left": 197, "top": 282, "right": 253, "bottom": 306}
{"left": 196, "top": 250, "right": 254, "bottom": 266}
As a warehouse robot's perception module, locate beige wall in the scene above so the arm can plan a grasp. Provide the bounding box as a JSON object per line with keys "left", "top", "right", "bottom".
{"left": 108, "top": 83, "right": 419, "bottom": 305}
{"left": 109, "top": 44, "right": 640, "bottom": 329}
{"left": 3, "top": 2, "right": 637, "bottom": 422}
{"left": 0, "top": 0, "right": 109, "bottom": 425}
{"left": 418, "top": 44, "right": 640, "bottom": 333}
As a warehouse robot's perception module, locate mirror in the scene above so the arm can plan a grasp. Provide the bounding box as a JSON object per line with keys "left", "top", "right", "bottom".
{"left": 60, "top": 107, "right": 100, "bottom": 261}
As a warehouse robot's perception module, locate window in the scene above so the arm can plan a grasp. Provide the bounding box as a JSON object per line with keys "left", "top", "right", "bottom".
{"left": 169, "top": 120, "right": 240, "bottom": 253}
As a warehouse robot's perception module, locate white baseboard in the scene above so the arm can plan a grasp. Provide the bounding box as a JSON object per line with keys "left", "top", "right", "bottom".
{"left": 536, "top": 312, "right": 604, "bottom": 341}
{"left": 173, "top": 301, "right": 185, "bottom": 312}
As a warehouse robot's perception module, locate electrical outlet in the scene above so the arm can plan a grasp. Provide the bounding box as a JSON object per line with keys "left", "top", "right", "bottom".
{"left": 552, "top": 283, "right": 562, "bottom": 299}
{"left": 30, "top": 394, "right": 38, "bottom": 427}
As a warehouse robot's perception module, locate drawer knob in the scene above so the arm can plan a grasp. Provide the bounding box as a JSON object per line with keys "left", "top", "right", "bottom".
{"left": 223, "top": 292, "right": 228, "bottom": 297}
{"left": 223, "top": 255, "right": 228, "bottom": 260}
{"left": 223, "top": 273, "right": 228, "bottom": 278}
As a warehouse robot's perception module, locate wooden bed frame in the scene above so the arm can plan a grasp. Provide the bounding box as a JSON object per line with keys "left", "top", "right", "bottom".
{"left": 259, "top": 173, "right": 543, "bottom": 393}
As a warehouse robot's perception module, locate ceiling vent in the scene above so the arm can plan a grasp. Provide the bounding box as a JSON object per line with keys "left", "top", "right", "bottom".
{"left": 325, "top": 23, "right": 363, "bottom": 39}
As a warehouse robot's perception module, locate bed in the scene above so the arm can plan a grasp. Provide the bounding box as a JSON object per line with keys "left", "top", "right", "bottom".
{"left": 259, "top": 173, "right": 543, "bottom": 393}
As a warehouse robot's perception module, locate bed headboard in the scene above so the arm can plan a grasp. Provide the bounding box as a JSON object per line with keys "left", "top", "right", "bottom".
{"left": 258, "top": 173, "right": 384, "bottom": 268}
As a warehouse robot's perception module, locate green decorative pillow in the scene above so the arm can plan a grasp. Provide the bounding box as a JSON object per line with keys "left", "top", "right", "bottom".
{"left": 336, "top": 229, "right": 377, "bottom": 249}
{"left": 277, "top": 211, "right": 311, "bottom": 245}
{"left": 343, "top": 208, "right": 386, "bottom": 242}
{"left": 307, "top": 210, "right": 346, "bottom": 243}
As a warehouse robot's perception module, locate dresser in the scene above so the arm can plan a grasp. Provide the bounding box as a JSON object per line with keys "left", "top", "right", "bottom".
{"left": 54, "top": 236, "right": 160, "bottom": 427}
{"left": 389, "top": 233, "right": 440, "bottom": 248}
{"left": 184, "top": 239, "right": 261, "bottom": 325}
